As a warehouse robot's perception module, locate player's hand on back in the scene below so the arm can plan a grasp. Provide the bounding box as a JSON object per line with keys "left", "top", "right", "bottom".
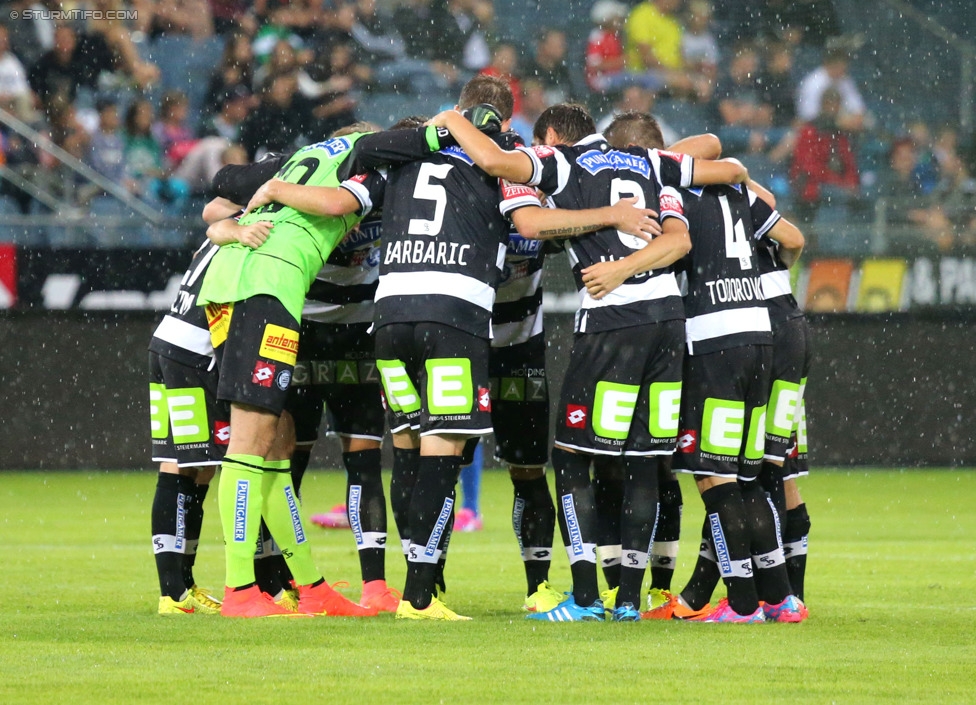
{"left": 243, "top": 179, "right": 281, "bottom": 216}
{"left": 462, "top": 103, "right": 503, "bottom": 136}
{"left": 610, "top": 196, "right": 661, "bottom": 243}
{"left": 236, "top": 221, "right": 272, "bottom": 249}
{"left": 581, "top": 259, "right": 631, "bottom": 300}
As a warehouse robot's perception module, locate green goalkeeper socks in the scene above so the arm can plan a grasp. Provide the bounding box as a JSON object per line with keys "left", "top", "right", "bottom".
{"left": 262, "top": 459, "right": 322, "bottom": 586}
{"left": 218, "top": 455, "right": 264, "bottom": 589}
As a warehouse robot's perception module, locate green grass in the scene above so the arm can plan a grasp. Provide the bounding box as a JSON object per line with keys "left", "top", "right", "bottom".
{"left": 2, "top": 469, "right": 975, "bottom": 704}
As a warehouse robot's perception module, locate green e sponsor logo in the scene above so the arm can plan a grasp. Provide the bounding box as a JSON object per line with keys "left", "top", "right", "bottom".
{"left": 766, "top": 379, "right": 801, "bottom": 438}
{"left": 376, "top": 360, "right": 421, "bottom": 413}
{"left": 166, "top": 388, "right": 209, "bottom": 444}
{"left": 701, "top": 398, "right": 745, "bottom": 455}
{"left": 745, "top": 405, "right": 767, "bottom": 461}
{"left": 426, "top": 358, "right": 472, "bottom": 415}
{"left": 149, "top": 383, "right": 168, "bottom": 439}
{"left": 648, "top": 381, "right": 682, "bottom": 439}
{"left": 593, "top": 381, "right": 639, "bottom": 440}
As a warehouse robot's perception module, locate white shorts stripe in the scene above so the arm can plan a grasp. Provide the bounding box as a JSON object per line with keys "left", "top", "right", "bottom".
{"left": 375, "top": 271, "right": 495, "bottom": 311}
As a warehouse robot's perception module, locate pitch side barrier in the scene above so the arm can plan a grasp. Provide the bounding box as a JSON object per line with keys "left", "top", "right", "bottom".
{"left": 2, "top": 309, "right": 976, "bottom": 469}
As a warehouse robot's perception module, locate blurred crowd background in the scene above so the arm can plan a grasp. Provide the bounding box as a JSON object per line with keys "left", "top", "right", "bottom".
{"left": 1, "top": 0, "right": 975, "bottom": 259}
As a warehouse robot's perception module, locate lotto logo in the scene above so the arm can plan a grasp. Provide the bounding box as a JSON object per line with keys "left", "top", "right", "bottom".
{"left": 477, "top": 387, "right": 491, "bottom": 412}
{"left": 678, "top": 430, "right": 697, "bottom": 453}
{"left": 252, "top": 361, "right": 276, "bottom": 387}
{"left": 566, "top": 405, "right": 588, "bottom": 429}
{"left": 214, "top": 421, "right": 230, "bottom": 445}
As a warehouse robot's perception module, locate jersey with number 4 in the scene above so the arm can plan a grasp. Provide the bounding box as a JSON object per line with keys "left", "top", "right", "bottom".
{"left": 679, "top": 184, "right": 779, "bottom": 355}
{"left": 518, "top": 135, "right": 692, "bottom": 333}
{"left": 373, "top": 132, "right": 525, "bottom": 339}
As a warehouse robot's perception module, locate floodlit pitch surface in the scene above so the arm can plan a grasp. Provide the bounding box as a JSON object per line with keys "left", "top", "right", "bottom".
{"left": 2, "top": 469, "right": 974, "bottom": 703}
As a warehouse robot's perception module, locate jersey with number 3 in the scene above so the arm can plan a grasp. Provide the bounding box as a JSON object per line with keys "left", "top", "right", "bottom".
{"left": 373, "top": 132, "right": 525, "bottom": 339}
{"left": 679, "top": 184, "right": 780, "bottom": 355}
{"left": 518, "top": 135, "right": 692, "bottom": 334}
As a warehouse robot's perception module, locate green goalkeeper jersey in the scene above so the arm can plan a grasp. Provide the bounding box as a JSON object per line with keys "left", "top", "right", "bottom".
{"left": 198, "top": 133, "right": 368, "bottom": 323}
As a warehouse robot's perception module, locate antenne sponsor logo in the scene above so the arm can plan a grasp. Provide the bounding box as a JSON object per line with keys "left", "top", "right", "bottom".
{"left": 425, "top": 498, "right": 455, "bottom": 557}
{"left": 284, "top": 486, "right": 306, "bottom": 544}
{"left": 562, "top": 494, "right": 583, "bottom": 556}
{"left": 233, "top": 480, "right": 249, "bottom": 542}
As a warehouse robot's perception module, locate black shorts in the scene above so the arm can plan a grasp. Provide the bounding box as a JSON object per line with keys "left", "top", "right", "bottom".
{"left": 287, "top": 321, "right": 384, "bottom": 444}
{"left": 207, "top": 295, "right": 300, "bottom": 415}
{"left": 488, "top": 334, "right": 550, "bottom": 466}
{"left": 554, "top": 321, "right": 684, "bottom": 456}
{"left": 374, "top": 322, "right": 492, "bottom": 437}
{"left": 765, "top": 316, "right": 812, "bottom": 463}
{"left": 673, "top": 344, "right": 772, "bottom": 481}
{"left": 149, "top": 351, "right": 229, "bottom": 467}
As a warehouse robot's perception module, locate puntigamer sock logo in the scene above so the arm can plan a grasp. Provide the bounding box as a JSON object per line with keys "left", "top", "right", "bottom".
{"left": 233, "top": 480, "right": 249, "bottom": 542}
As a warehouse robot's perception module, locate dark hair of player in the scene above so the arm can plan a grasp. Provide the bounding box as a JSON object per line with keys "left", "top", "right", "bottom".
{"left": 458, "top": 75, "right": 514, "bottom": 121}
{"left": 604, "top": 111, "right": 665, "bottom": 150}
{"left": 331, "top": 121, "right": 381, "bottom": 138}
{"left": 532, "top": 103, "right": 595, "bottom": 145}
{"left": 391, "top": 115, "right": 429, "bottom": 130}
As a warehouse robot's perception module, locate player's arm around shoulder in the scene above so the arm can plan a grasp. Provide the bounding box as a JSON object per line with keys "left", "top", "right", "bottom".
{"left": 690, "top": 156, "right": 749, "bottom": 186}
{"left": 429, "top": 109, "right": 535, "bottom": 183}
{"left": 767, "top": 217, "right": 805, "bottom": 268}
{"left": 510, "top": 195, "right": 661, "bottom": 241}
{"left": 581, "top": 217, "right": 691, "bottom": 299}
{"left": 669, "top": 133, "right": 722, "bottom": 160}
{"left": 244, "top": 179, "right": 361, "bottom": 217}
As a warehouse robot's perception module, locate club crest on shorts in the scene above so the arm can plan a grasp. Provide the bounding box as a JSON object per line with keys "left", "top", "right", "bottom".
{"left": 252, "top": 361, "right": 276, "bottom": 387}
{"left": 566, "top": 404, "right": 587, "bottom": 429}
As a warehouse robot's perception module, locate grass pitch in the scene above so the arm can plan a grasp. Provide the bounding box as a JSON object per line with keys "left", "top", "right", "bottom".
{"left": 2, "top": 468, "right": 975, "bottom": 704}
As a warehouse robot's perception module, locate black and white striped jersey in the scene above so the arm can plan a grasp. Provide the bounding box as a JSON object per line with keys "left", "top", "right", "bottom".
{"left": 301, "top": 171, "right": 387, "bottom": 325}
{"left": 517, "top": 135, "right": 692, "bottom": 334}
{"left": 678, "top": 184, "right": 778, "bottom": 355}
{"left": 148, "top": 240, "right": 219, "bottom": 370}
{"left": 756, "top": 230, "right": 804, "bottom": 328}
{"left": 372, "top": 132, "right": 526, "bottom": 339}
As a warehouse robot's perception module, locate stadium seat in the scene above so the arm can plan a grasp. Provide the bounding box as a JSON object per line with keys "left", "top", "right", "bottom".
{"left": 854, "top": 257, "right": 908, "bottom": 312}
{"left": 802, "top": 258, "right": 855, "bottom": 312}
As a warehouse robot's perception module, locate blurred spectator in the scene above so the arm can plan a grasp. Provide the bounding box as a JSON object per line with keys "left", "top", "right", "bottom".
{"left": 238, "top": 72, "right": 314, "bottom": 159}
{"left": 208, "top": 0, "right": 258, "bottom": 36}
{"left": 712, "top": 42, "right": 778, "bottom": 155}
{"left": 132, "top": 0, "right": 215, "bottom": 40}
{"left": 681, "top": 0, "right": 718, "bottom": 101}
{"left": 795, "top": 47, "right": 866, "bottom": 132}
{"left": 906, "top": 120, "right": 939, "bottom": 195}
{"left": 84, "top": 0, "right": 161, "bottom": 89}
{"left": 761, "top": 40, "right": 797, "bottom": 128}
{"left": 205, "top": 30, "right": 256, "bottom": 114}
{"left": 87, "top": 98, "right": 127, "bottom": 184}
{"left": 596, "top": 85, "right": 678, "bottom": 146}
{"left": 479, "top": 43, "right": 522, "bottom": 117}
{"left": 200, "top": 87, "right": 250, "bottom": 142}
{"left": 175, "top": 139, "right": 245, "bottom": 195}
{"left": 298, "top": 42, "right": 363, "bottom": 134}
{"left": 429, "top": 0, "right": 493, "bottom": 74}
{"left": 762, "top": 0, "right": 841, "bottom": 47}
{"left": 625, "top": 0, "right": 695, "bottom": 97}
{"left": 254, "top": 38, "right": 304, "bottom": 88}
{"left": 28, "top": 25, "right": 108, "bottom": 106}
{"left": 510, "top": 78, "right": 547, "bottom": 144}
{"left": 124, "top": 98, "right": 189, "bottom": 206}
{"left": 790, "top": 87, "right": 859, "bottom": 222}
{"left": 0, "top": 24, "right": 38, "bottom": 123}
{"left": 522, "top": 28, "right": 573, "bottom": 105}
{"left": 153, "top": 90, "right": 198, "bottom": 169}
{"left": 585, "top": 0, "right": 662, "bottom": 95}
{"left": 1, "top": 0, "right": 56, "bottom": 68}
{"left": 254, "top": 0, "right": 323, "bottom": 39}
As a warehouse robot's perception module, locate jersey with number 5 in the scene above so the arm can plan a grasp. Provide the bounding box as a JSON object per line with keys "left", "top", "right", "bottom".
{"left": 373, "top": 132, "right": 524, "bottom": 339}
{"left": 678, "top": 184, "right": 779, "bottom": 355}
{"left": 518, "top": 135, "right": 692, "bottom": 334}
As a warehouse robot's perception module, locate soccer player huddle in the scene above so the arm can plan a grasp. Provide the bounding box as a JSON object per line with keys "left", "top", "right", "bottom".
{"left": 147, "top": 75, "right": 812, "bottom": 623}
